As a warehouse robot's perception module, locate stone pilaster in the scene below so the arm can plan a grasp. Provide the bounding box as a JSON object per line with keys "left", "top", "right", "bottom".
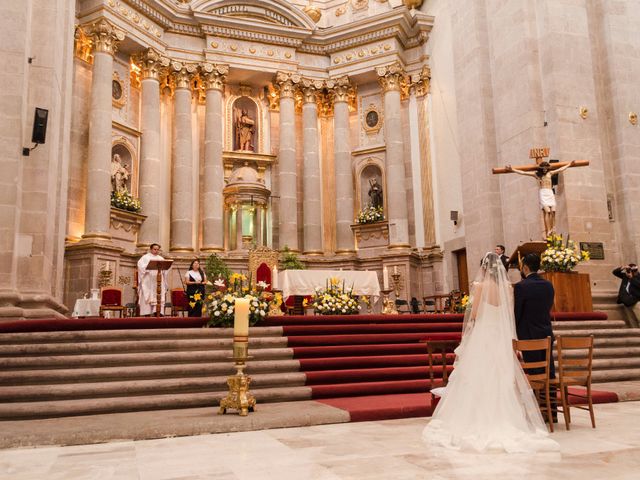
{"left": 134, "top": 48, "right": 169, "bottom": 248}
{"left": 170, "top": 61, "right": 197, "bottom": 252}
{"left": 83, "top": 19, "right": 124, "bottom": 241}
{"left": 377, "top": 63, "right": 410, "bottom": 248}
{"left": 275, "top": 72, "right": 301, "bottom": 251}
{"left": 330, "top": 76, "right": 356, "bottom": 254}
{"left": 301, "top": 78, "right": 324, "bottom": 255}
{"left": 200, "top": 63, "right": 228, "bottom": 252}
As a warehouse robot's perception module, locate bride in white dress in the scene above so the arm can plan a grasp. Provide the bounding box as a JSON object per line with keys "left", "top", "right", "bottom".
{"left": 422, "top": 252, "right": 559, "bottom": 453}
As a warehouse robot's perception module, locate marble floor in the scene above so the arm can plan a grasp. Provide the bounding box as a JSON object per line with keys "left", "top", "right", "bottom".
{"left": 1, "top": 401, "right": 639, "bottom": 480}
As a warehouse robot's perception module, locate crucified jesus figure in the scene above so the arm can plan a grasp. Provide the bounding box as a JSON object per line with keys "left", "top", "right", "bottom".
{"left": 505, "top": 161, "right": 576, "bottom": 236}
{"left": 493, "top": 147, "right": 589, "bottom": 238}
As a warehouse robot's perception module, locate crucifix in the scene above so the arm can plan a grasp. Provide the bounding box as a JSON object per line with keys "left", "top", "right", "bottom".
{"left": 493, "top": 147, "right": 589, "bottom": 237}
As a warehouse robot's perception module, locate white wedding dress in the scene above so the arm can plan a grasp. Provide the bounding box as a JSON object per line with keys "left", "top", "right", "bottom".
{"left": 422, "top": 253, "right": 559, "bottom": 453}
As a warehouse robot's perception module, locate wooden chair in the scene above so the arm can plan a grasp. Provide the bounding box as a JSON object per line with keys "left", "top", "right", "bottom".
{"left": 423, "top": 339, "right": 459, "bottom": 387}
{"left": 170, "top": 288, "right": 189, "bottom": 317}
{"left": 512, "top": 336, "right": 554, "bottom": 432}
{"left": 551, "top": 335, "right": 596, "bottom": 430}
{"left": 100, "top": 287, "right": 125, "bottom": 318}
{"left": 395, "top": 299, "right": 411, "bottom": 314}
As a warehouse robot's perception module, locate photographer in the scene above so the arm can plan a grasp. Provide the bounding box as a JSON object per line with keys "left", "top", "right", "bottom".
{"left": 613, "top": 264, "right": 640, "bottom": 320}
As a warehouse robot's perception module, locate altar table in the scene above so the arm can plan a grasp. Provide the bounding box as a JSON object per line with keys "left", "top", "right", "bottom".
{"left": 279, "top": 270, "right": 381, "bottom": 299}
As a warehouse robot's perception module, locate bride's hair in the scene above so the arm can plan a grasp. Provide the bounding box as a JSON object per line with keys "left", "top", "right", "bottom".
{"left": 481, "top": 252, "right": 502, "bottom": 281}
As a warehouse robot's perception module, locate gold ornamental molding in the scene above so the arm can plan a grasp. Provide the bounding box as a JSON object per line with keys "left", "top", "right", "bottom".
{"left": 74, "top": 25, "right": 93, "bottom": 63}
{"left": 275, "top": 71, "right": 302, "bottom": 99}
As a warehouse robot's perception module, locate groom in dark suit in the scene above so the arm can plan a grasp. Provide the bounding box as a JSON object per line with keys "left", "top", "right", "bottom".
{"left": 514, "top": 253, "right": 555, "bottom": 376}
{"left": 514, "top": 253, "right": 557, "bottom": 420}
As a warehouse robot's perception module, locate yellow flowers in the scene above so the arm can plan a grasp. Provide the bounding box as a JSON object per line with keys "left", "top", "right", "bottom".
{"left": 541, "top": 234, "right": 589, "bottom": 272}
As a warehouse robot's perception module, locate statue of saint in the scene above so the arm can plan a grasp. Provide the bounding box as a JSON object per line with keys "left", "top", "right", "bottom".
{"left": 506, "top": 160, "right": 576, "bottom": 236}
{"left": 111, "top": 153, "right": 130, "bottom": 194}
{"left": 235, "top": 108, "right": 255, "bottom": 151}
{"left": 368, "top": 178, "right": 383, "bottom": 209}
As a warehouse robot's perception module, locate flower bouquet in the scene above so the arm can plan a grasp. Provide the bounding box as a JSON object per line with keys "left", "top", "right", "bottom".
{"left": 310, "top": 277, "right": 361, "bottom": 315}
{"left": 355, "top": 205, "right": 385, "bottom": 224}
{"left": 541, "top": 233, "right": 590, "bottom": 272}
{"left": 110, "top": 190, "right": 141, "bottom": 213}
{"left": 455, "top": 294, "right": 470, "bottom": 313}
{"left": 202, "top": 273, "right": 271, "bottom": 327}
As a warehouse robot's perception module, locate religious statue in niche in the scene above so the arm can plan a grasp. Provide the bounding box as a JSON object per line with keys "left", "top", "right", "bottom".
{"left": 111, "top": 153, "right": 130, "bottom": 193}
{"left": 368, "top": 177, "right": 383, "bottom": 209}
{"left": 235, "top": 108, "right": 255, "bottom": 151}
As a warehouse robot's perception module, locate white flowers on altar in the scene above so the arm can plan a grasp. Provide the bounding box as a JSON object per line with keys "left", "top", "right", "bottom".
{"left": 309, "top": 277, "right": 361, "bottom": 315}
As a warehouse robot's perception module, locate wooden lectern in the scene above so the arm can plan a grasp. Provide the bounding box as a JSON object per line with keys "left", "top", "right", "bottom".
{"left": 146, "top": 260, "right": 173, "bottom": 317}
{"left": 508, "top": 242, "right": 547, "bottom": 270}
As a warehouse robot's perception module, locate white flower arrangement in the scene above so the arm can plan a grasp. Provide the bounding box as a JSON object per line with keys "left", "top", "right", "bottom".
{"left": 309, "top": 277, "right": 361, "bottom": 315}
{"left": 201, "top": 273, "right": 271, "bottom": 327}
{"left": 355, "top": 205, "right": 385, "bottom": 224}
{"left": 541, "top": 234, "right": 590, "bottom": 272}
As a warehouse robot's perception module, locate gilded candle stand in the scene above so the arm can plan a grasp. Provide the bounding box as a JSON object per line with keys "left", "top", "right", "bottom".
{"left": 218, "top": 339, "right": 256, "bottom": 416}
{"left": 380, "top": 289, "right": 398, "bottom": 314}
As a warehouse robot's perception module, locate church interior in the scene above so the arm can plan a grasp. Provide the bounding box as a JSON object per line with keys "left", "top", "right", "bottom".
{"left": 1, "top": 0, "right": 640, "bottom": 477}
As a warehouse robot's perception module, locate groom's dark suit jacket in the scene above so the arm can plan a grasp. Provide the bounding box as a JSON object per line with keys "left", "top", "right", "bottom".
{"left": 514, "top": 273, "right": 554, "bottom": 341}
{"left": 514, "top": 272, "right": 555, "bottom": 378}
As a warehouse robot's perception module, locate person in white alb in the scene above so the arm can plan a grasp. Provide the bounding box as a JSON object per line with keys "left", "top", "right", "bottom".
{"left": 137, "top": 243, "right": 168, "bottom": 316}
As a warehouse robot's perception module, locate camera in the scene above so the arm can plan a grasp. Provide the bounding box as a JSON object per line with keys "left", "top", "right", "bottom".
{"left": 624, "top": 265, "right": 638, "bottom": 274}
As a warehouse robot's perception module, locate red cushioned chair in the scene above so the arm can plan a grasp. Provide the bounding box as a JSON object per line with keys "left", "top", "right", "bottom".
{"left": 171, "top": 288, "right": 189, "bottom": 317}
{"left": 256, "top": 263, "right": 272, "bottom": 291}
{"left": 100, "top": 287, "right": 125, "bottom": 318}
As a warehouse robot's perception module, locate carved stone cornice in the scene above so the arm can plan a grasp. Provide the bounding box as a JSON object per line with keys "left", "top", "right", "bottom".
{"left": 275, "top": 71, "right": 302, "bottom": 100}
{"left": 300, "top": 78, "right": 324, "bottom": 104}
{"left": 200, "top": 62, "right": 229, "bottom": 91}
{"left": 84, "top": 18, "right": 125, "bottom": 56}
{"left": 410, "top": 65, "right": 431, "bottom": 97}
{"left": 170, "top": 61, "right": 198, "bottom": 90}
{"left": 132, "top": 47, "right": 170, "bottom": 81}
{"left": 376, "top": 62, "right": 409, "bottom": 94}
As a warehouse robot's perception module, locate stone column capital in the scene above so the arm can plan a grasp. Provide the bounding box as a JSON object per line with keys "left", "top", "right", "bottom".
{"left": 327, "top": 76, "right": 354, "bottom": 104}
{"left": 84, "top": 18, "right": 125, "bottom": 56}
{"left": 170, "top": 61, "right": 198, "bottom": 90}
{"left": 376, "top": 62, "right": 408, "bottom": 93}
{"left": 133, "top": 48, "right": 170, "bottom": 81}
{"left": 300, "top": 78, "right": 324, "bottom": 104}
{"left": 275, "top": 71, "right": 301, "bottom": 99}
{"left": 200, "top": 63, "right": 229, "bottom": 91}
{"left": 410, "top": 65, "right": 431, "bottom": 97}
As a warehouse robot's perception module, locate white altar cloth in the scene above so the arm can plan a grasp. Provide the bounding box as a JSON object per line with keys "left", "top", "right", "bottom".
{"left": 71, "top": 298, "right": 101, "bottom": 318}
{"left": 279, "top": 270, "right": 380, "bottom": 299}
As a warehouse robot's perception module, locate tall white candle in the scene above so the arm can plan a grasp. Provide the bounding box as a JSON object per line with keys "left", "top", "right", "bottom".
{"left": 394, "top": 265, "right": 398, "bottom": 275}
{"left": 272, "top": 266, "right": 278, "bottom": 289}
{"left": 383, "top": 266, "right": 389, "bottom": 290}
{"left": 106, "top": 261, "right": 110, "bottom": 271}
{"left": 234, "top": 298, "right": 250, "bottom": 338}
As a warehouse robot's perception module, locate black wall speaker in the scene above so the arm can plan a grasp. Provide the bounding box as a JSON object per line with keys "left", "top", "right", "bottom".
{"left": 31, "top": 108, "right": 48, "bottom": 144}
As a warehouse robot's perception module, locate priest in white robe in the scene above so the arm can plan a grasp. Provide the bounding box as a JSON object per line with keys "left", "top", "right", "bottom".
{"left": 137, "top": 243, "right": 169, "bottom": 316}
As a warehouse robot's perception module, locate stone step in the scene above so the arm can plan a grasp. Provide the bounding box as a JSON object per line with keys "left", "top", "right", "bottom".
{"left": 555, "top": 328, "right": 640, "bottom": 337}
{"left": 0, "top": 359, "right": 302, "bottom": 386}
{"left": 553, "top": 320, "right": 627, "bottom": 330}
{"left": 0, "top": 327, "right": 283, "bottom": 345}
{"left": 559, "top": 346, "right": 640, "bottom": 359}
{"left": 0, "top": 336, "right": 288, "bottom": 357}
{"left": 0, "top": 348, "right": 295, "bottom": 370}
{"left": 0, "top": 387, "right": 313, "bottom": 420}
{"left": 590, "top": 357, "right": 640, "bottom": 370}
{"left": 593, "top": 368, "right": 640, "bottom": 383}
{"left": 0, "top": 373, "right": 307, "bottom": 402}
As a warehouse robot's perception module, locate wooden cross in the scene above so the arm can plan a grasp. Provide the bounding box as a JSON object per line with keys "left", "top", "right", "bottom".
{"left": 492, "top": 147, "right": 589, "bottom": 175}
{"left": 492, "top": 147, "right": 590, "bottom": 237}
